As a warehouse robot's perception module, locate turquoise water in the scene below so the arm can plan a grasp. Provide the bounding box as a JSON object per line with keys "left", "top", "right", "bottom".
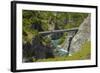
{"left": 51, "top": 40, "right": 59, "bottom": 48}
{"left": 51, "top": 40, "right": 68, "bottom": 56}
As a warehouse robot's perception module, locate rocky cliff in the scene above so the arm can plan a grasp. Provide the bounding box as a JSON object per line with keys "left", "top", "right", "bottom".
{"left": 70, "top": 15, "right": 91, "bottom": 53}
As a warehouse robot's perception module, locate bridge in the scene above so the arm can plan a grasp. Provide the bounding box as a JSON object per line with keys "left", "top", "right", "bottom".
{"left": 39, "top": 28, "right": 78, "bottom": 34}
{"left": 38, "top": 27, "right": 79, "bottom": 56}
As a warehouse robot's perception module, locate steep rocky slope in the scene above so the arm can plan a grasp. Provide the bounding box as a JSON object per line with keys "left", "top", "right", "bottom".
{"left": 70, "top": 15, "right": 91, "bottom": 53}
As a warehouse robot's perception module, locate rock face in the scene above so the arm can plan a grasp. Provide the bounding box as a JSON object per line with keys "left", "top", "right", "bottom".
{"left": 69, "top": 15, "right": 91, "bottom": 53}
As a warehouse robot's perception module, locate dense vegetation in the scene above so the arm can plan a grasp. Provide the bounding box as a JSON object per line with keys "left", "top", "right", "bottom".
{"left": 23, "top": 10, "right": 88, "bottom": 44}
{"left": 22, "top": 10, "right": 89, "bottom": 62}
{"left": 36, "top": 41, "right": 91, "bottom": 62}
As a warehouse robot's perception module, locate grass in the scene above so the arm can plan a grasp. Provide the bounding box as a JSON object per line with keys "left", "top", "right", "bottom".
{"left": 35, "top": 41, "right": 91, "bottom": 62}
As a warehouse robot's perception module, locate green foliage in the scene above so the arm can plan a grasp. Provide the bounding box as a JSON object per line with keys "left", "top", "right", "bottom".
{"left": 41, "top": 36, "right": 51, "bottom": 46}
{"left": 35, "top": 41, "right": 91, "bottom": 62}
{"left": 23, "top": 29, "right": 38, "bottom": 44}
{"left": 23, "top": 10, "right": 89, "bottom": 44}
{"left": 41, "top": 20, "right": 49, "bottom": 31}
{"left": 58, "top": 33, "right": 67, "bottom": 45}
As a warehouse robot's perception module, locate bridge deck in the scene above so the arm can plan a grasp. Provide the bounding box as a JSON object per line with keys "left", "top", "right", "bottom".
{"left": 39, "top": 28, "right": 78, "bottom": 34}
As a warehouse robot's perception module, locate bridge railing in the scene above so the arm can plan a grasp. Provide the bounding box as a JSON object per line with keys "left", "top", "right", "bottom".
{"left": 39, "top": 27, "right": 78, "bottom": 34}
